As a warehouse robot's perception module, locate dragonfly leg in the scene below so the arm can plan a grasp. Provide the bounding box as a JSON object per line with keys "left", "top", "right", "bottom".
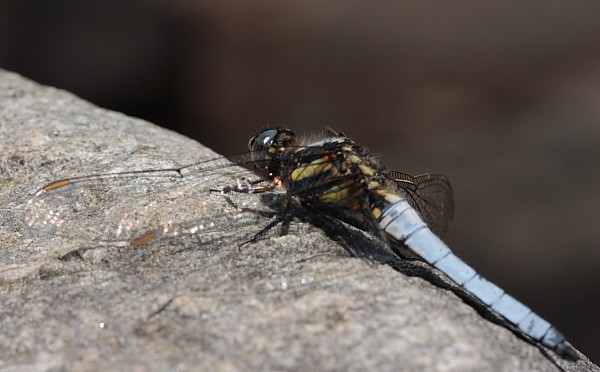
{"left": 210, "top": 177, "right": 282, "bottom": 194}
{"left": 238, "top": 195, "right": 292, "bottom": 249}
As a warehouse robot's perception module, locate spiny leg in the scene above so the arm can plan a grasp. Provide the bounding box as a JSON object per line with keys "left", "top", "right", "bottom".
{"left": 210, "top": 176, "right": 292, "bottom": 248}
{"left": 238, "top": 195, "right": 293, "bottom": 248}
{"left": 210, "top": 177, "right": 282, "bottom": 195}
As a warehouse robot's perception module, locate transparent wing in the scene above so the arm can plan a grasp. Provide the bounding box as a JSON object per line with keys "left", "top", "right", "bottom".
{"left": 23, "top": 149, "right": 387, "bottom": 303}
{"left": 383, "top": 171, "right": 454, "bottom": 237}
{"left": 24, "top": 152, "right": 264, "bottom": 250}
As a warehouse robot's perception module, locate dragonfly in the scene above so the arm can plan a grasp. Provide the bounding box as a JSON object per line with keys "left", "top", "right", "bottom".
{"left": 25, "top": 127, "right": 576, "bottom": 360}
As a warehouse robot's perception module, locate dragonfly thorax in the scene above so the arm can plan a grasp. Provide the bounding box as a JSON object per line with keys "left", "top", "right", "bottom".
{"left": 279, "top": 135, "right": 392, "bottom": 213}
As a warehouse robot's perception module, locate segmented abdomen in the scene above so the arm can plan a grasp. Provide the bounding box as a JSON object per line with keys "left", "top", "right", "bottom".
{"left": 377, "top": 198, "right": 567, "bottom": 353}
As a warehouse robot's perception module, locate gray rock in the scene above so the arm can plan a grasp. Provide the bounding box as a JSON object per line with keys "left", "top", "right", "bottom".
{"left": 0, "top": 69, "right": 596, "bottom": 371}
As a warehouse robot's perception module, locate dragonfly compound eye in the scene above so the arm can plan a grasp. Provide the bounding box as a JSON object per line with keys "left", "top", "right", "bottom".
{"left": 248, "top": 129, "right": 279, "bottom": 154}
{"left": 249, "top": 128, "right": 296, "bottom": 176}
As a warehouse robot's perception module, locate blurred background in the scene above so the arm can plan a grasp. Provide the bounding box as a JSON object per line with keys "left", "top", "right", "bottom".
{"left": 1, "top": 0, "right": 598, "bottom": 362}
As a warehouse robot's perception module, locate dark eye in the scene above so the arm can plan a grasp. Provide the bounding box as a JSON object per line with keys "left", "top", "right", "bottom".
{"left": 248, "top": 129, "right": 278, "bottom": 153}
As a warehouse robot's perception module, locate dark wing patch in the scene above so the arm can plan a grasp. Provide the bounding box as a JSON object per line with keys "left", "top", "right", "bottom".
{"left": 383, "top": 171, "right": 454, "bottom": 237}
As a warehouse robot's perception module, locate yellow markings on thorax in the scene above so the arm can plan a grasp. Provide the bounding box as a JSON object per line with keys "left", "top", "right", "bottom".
{"left": 346, "top": 152, "right": 376, "bottom": 178}
{"left": 367, "top": 181, "right": 380, "bottom": 190}
{"left": 317, "top": 182, "right": 353, "bottom": 204}
{"left": 346, "top": 153, "right": 361, "bottom": 163}
{"left": 43, "top": 179, "right": 71, "bottom": 191}
{"left": 358, "top": 164, "right": 375, "bottom": 176}
{"left": 291, "top": 157, "right": 336, "bottom": 181}
{"left": 291, "top": 144, "right": 390, "bottom": 213}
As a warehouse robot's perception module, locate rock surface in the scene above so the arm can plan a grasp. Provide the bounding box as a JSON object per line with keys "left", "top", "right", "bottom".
{"left": 0, "top": 69, "right": 597, "bottom": 371}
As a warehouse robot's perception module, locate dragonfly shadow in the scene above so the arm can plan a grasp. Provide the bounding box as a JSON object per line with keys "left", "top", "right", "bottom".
{"left": 248, "top": 192, "right": 396, "bottom": 264}
{"left": 388, "top": 254, "right": 578, "bottom": 364}
{"left": 246, "top": 193, "right": 577, "bottom": 364}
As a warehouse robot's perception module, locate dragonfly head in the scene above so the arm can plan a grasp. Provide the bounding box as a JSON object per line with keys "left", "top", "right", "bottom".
{"left": 248, "top": 128, "right": 296, "bottom": 178}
